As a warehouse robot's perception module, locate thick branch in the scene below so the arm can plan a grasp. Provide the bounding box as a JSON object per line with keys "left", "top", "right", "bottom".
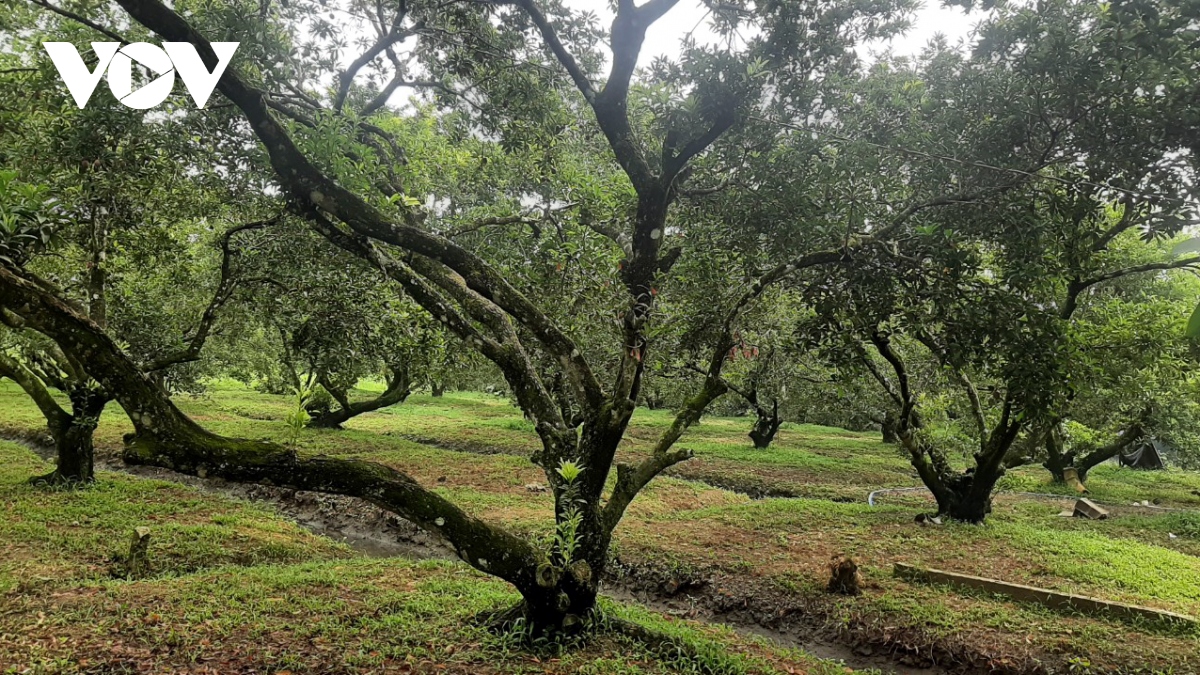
{"left": 144, "top": 219, "right": 273, "bottom": 372}
{"left": 1076, "top": 420, "right": 1145, "bottom": 474}
{"left": 0, "top": 262, "right": 542, "bottom": 589}
{"left": 0, "top": 351, "right": 71, "bottom": 431}
{"left": 360, "top": 77, "right": 446, "bottom": 116}
{"left": 869, "top": 330, "right": 918, "bottom": 428}
{"left": 854, "top": 342, "right": 902, "bottom": 407}
{"left": 603, "top": 334, "right": 731, "bottom": 530}
{"left": 111, "top": 0, "right": 604, "bottom": 414}
{"left": 305, "top": 213, "right": 567, "bottom": 432}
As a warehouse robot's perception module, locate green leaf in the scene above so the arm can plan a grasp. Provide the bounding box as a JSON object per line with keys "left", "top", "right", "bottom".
{"left": 1186, "top": 302, "right": 1200, "bottom": 339}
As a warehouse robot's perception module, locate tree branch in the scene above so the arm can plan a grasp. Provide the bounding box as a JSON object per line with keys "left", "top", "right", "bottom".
{"left": 914, "top": 330, "right": 986, "bottom": 447}
{"left": 110, "top": 0, "right": 605, "bottom": 415}
{"left": 29, "top": 0, "right": 128, "bottom": 42}
{"left": 1062, "top": 256, "right": 1200, "bottom": 319}
{"left": 509, "top": 0, "right": 596, "bottom": 103}
{"left": 0, "top": 350, "right": 71, "bottom": 431}
{"left": 143, "top": 219, "right": 275, "bottom": 372}
{"left": 333, "top": 5, "right": 419, "bottom": 112}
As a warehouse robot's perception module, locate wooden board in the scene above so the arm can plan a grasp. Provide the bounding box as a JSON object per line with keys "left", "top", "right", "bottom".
{"left": 893, "top": 563, "right": 1196, "bottom": 628}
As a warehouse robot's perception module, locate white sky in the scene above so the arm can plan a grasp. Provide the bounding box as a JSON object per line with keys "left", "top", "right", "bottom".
{"left": 563, "top": 0, "right": 984, "bottom": 65}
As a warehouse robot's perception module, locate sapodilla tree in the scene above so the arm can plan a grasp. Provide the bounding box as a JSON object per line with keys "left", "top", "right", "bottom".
{"left": 237, "top": 223, "right": 438, "bottom": 429}
{"left": 6, "top": 0, "right": 922, "bottom": 632}
{"left": 0, "top": 8, "right": 271, "bottom": 483}
{"left": 791, "top": 0, "right": 1200, "bottom": 522}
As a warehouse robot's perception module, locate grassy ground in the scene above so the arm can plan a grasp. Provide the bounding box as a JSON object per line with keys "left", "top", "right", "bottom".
{"left": 3, "top": 380, "right": 1200, "bottom": 673}
{"left": 0, "top": 439, "right": 865, "bottom": 675}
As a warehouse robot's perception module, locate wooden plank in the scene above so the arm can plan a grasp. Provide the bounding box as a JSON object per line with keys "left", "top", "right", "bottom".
{"left": 1073, "top": 497, "right": 1109, "bottom": 520}
{"left": 893, "top": 563, "right": 1196, "bottom": 627}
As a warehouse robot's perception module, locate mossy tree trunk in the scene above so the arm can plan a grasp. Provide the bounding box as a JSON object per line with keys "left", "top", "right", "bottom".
{"left": 0, "top": 346, "right": 109, "bottom": 485}
{"left": 308, "top": 365, "right": 412, "bottom": 429}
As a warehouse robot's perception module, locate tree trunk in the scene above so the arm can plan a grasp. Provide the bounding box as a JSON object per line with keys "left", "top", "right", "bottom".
{"left": 0, "top": 351, "right": 107, "bottom": 486}
{"left": 748, "top": 400, "right": 782, "bottom": 449}
{"left": 934, "top": 466, "right": 1004, "bottom": 524}
{"left": 1044, "top": 421, "right": 1142, "bottom": 484}
{"left": 901, "top": 423, "right": 1015, "bottom": 524}
{"left": 509, "top": 551, "right": 601, "bottom": 634}
{"left": 881, "top": 409, "right": 899, "bottom": 444}
{"left": 36, "top": 389, "right": 109, "bottom": 485}
{"left": 1042, "top": 424, "right": 1071, "bottom": 483}
{"left": 431, "top": 381, "right": 445, "bottom": 397}
{"left": 43, "top": 389, "right": 108, "bottom": 482}
{"left": 308, "top": 368, "right": 411, "bottom": 429}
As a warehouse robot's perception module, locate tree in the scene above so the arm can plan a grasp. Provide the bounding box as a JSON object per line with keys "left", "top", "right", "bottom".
{"left": 229, "top": 218, "right": 440, "bottom": 428}
{"left": 4, "top": 0, "right": 922, "bottom": 632}
{"left": 0, "top": 4, "right": 272, "bottom": 482}
{"left": 1034, "top": 245, "right": 1200, "bottom": 481}
{"left": 784, "top": 0, "right": 1200, "bottom": 521}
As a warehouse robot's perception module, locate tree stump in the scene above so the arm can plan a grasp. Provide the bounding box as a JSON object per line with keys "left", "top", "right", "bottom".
{"left": 126, "top": 526, "right": 151, "bottom": 579}
{"left": 827, "top": 554, "right": 862, "bottom": 595}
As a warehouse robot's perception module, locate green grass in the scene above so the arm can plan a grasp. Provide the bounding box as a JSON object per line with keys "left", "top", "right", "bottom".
{"left": 0, "top": 439, "right": 863, "bottom": 675}
{"left": 0, "top": 439, "right": 349, "bottom": 595}
{"left": 4, "top": 379, "right": 1200, "bottom": 673}
{"left": 2, "top": 557, "right": 859, "bottom": 675}
{"left": 1000, "top": 462, "right": 1200, "bottom": 508}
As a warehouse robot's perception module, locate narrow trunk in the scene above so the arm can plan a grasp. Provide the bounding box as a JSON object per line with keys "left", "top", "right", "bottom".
{"left": 0, "top": 351, "right": 104, "bottom": 486}
{"left": 881, "top": 409, "right": 899, "bottom": 444}
{"left": 431, "top": 381, "right": 445, "bottom": 397}
{"left": 748, "top": 400, "right": 782, "bottom": 449}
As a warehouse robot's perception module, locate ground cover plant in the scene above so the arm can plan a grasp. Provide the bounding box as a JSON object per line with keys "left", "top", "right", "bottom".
{"left": 3, "top": 381, "right": 1199, "bottom": 673}
{"left": 0, "top": 437, "right": 866, "bottom": 675}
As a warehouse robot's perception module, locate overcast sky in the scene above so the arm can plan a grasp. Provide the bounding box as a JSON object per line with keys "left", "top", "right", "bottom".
{"left": 563, "top": 0, "right": 985, "bottom": 65}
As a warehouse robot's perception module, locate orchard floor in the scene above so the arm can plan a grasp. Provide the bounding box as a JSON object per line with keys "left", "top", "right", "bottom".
{"left": 2, "top": 381, "right": 1200, "bottom": 674}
